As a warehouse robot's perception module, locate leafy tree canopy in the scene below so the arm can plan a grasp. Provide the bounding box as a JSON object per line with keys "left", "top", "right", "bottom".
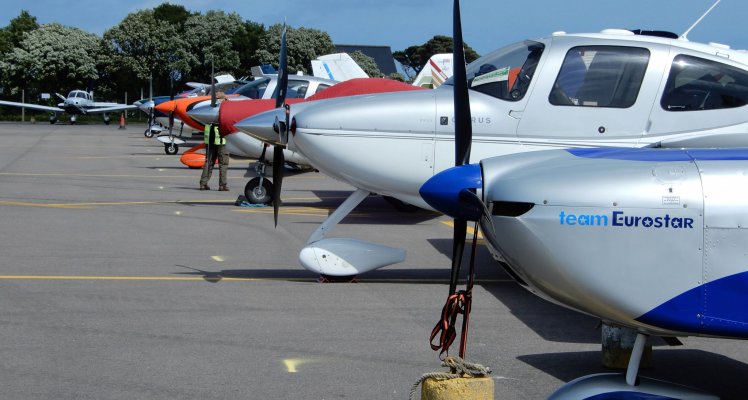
{"left": 394, "top": 35, "right": 479, "bottom": 80}
{"left": 256, "top": 24, "right": 335, "bottom": 75}
{"left": 2, "top": 23, "right": 101, "bottom": 95}
{"left": 103, "top": 9, "right": 195, "bottom": 92}
{"left": 349, "top": 51, "right": 380, "bottom": 78}
{"left": 0, "top": 10, "right": 39, "bottom": 54}
{"left": 153, "top": 2, "right": 194, "bottom": 31}
{"left": 183, "top": 10, "right": 245, "bottom": 79}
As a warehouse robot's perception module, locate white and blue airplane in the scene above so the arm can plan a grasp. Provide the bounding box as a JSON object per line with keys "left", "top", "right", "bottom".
{"left": 416, "top": 0, "right": 748, "bottom": 397}
{"left": 0, "top": 90, "right": 136, "bottom": 124}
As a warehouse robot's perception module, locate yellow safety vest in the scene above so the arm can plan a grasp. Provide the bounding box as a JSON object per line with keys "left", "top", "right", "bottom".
{"left": 204, "top": 124, "right": 226, "bottom": 146}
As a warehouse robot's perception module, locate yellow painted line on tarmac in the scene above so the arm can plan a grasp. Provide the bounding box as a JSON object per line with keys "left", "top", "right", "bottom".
{"left": 0, "top": 275, "right": 510, "bottom": 284}
{"left": 0, "top": 199, "right": 236, "bottom": 209}
{"left": 233, "top": 206, "right": 389, "bottom": 219}
{"left": 0, "top": 275, "right": 288, "bottom": 282}
{"left": 0, "top": 197, "right": 345, "bottom": 210}
{"left": 0, "top": 172, "right": 197, "bottom": 179}
{"left": 0, "top": 201, "right": 92, "bottom": 209}
{"left": 234, "top": 206, "right": 331, "bottom": 217}
{"left": 440, "top": 220, "right": 484, "bottom": 240}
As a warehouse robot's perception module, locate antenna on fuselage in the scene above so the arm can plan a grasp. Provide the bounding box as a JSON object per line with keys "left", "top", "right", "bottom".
{"left": 680, "top": 0, "right": 721, "bottom": 41}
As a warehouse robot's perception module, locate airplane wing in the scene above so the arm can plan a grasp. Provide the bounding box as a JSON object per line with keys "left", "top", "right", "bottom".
{"left": 0, "top": 100, "right": 64, "bottom": 113}
{"left": 87, "top": 103, "right": 137, "bottom": 114}
{"left": 185, "top": 82, "right": 206, "bottom": 90}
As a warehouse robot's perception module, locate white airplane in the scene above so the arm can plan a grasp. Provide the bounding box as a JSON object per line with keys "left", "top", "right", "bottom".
{"left": 412, "top": 53, "right": 453, "bottom": 88}
{"left": 0, "top": 90, "right": 136, "bottom": 124}
{"left": 419, "top": 1, "right": 748, "bottom": 397}
{"left": 235, "top": 1, "right": 748, "bottom": 279}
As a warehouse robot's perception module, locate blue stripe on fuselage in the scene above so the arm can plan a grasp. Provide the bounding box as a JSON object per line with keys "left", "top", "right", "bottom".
{"left": 636, "top": 271, "right": 748, "bottom": 338}
{"left": 567, "top": 148, "right": 748, "bottom": 162}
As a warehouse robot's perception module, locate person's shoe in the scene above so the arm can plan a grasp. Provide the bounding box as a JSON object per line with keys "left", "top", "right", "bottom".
{"left": 200, "top": 184, "right": 210, "bottom": 190}
{"left": 219, "top": 185, "right": 229, "bottom": 191}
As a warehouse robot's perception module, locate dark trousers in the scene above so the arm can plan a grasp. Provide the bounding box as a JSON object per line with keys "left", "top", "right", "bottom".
{"left": 200, "top": 144, "right": 228, "bottom": 187}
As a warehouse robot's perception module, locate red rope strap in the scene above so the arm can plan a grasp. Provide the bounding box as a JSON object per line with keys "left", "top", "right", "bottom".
{"left": 429, "top": 290, "right": 472, "bottom": 357}
{"left": 429, "top": 224, "right": 480, "bottom": 358}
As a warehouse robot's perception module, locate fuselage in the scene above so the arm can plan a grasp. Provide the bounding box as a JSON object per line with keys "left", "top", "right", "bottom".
{"left": 472, "top": 148, "right": 748, "bottom": 339}
{"left": 290, "top": 30, "right": 748, "bottom": 209}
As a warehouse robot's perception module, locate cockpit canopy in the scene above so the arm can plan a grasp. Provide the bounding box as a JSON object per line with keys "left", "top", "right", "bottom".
{"left": 68, "top": 90, "right": 92, "bottom": 101}
{"left": 443, "top": 40, "right": 545, "bottom": 102}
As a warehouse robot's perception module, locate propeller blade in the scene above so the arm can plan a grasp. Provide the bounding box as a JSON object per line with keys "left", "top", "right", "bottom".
{"left": 449, "top": 219, "right": 467, "bottom": 294}
{"left": 275, "top": 24, "right": 289, "bottom": 108}
{"left": 270, "top": 24, "right": 290, "bottom": 227}
{"left": 169, "top": 75, "right": 174, "bottom": 101}
{"left": 272, "top": 146, "right": 284, "bottom": 227}
{"left": 428, "top": 0, "right": 478, "bottom": 359}
{"left": 453, "top": 0, "right": 472, "bottom": 167}
{"left": 210, "top": 60, "right": 217, "bottom": 108}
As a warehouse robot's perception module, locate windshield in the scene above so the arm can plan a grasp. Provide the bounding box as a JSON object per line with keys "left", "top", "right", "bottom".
{"left": 234, "top": 77, "right": 271, "bottom": 99}
{"left": 443, "top": 40, "right": 545, "bottom": 101}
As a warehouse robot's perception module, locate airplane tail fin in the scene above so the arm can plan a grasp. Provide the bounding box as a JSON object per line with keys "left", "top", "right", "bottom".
{"left": 311, "top": 53, "right": 369, "bottom": 81}
{"left": 412, "top": 53, "right": 454, "bottom": 88}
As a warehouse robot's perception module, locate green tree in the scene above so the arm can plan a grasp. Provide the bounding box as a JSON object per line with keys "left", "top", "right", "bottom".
{"left": 183, "top": 10, "right": 245, "bottom": 79}
{"left": 153, "top": 2, "right": 193, "bottom": 31}
{"left": 0, "top": 10, "right": 38, "bottom": 53}
{"left": 394, "top": 35, "right": 479, "bottom": 80}
{"left": 349, "top": 51, "right": 380, "bottom": 77}
{"left": 103, "top": 9, "right": 195, "bottom": 96}
{"left": 233, "top": 21, "right": 265, "bottom": 76}
{"left": 256, "top": 24, "right": 335, "bottom": 74}
{"left": 2, "top": 23, "right": 101, "bottom": 96}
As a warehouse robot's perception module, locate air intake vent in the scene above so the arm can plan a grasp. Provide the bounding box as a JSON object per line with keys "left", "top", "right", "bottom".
{"left": 491, "top": 201, "right": 534, "bottom": 217}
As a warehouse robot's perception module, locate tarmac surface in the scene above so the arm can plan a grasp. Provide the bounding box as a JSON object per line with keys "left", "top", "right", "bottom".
{"left": 0, "top": 122, "right": 747, "bottom": 399}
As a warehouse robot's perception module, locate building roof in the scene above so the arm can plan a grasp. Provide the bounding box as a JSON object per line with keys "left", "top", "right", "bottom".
{"left": 334, "top": 44, "right": 397, "bottom": 76}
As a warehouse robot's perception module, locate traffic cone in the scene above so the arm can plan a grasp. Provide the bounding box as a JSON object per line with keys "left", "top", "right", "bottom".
{"left": 118, "top": 112, "right": 126, "bottom": 130}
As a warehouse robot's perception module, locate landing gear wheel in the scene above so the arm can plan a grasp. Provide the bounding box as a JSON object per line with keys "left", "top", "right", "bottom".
{"left": 245, "top": 177, "right": 274, "bottom": 204}
{"left": 383, "top": 196, "right": 419, "bottom": 212}
{"left": 164, "top": 143, "right": 178, "bottom": 155}
{"left": 144, "top": 129, "right": 154, "bottom": 138}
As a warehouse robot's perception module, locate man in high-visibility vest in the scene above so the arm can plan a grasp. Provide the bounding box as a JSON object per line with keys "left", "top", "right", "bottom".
{"left": 199, "top": 123, "right": 229, "bottom": 191}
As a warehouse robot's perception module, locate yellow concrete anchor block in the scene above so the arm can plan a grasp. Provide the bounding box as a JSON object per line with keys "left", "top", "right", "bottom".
{"left": 422, "top": 375, "right": 494, "bottom": 400}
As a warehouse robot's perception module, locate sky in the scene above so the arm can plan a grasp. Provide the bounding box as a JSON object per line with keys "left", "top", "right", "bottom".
{"left": 0, "top": 0, "right": 747, "bottom": 56}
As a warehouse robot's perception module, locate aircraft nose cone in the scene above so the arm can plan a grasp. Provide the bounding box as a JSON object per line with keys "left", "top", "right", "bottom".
{"left": 420, "top": 163, "right": 483, "bottom": 221}
{"left": 234, "top": 108, "right": 285, "bottom": 146}
{"left": 187, "top": 105, "right": 219, "bottom": 125}
{"left": 155, "top": 100, "right": 175, "bottom": 114}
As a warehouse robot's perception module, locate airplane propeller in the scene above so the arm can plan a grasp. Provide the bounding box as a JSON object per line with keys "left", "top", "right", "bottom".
{"left": 424, "top": 0, "right": 493, "bottom": 360}
{"left": 210, "top": 60, "right": 217, "bottom": 108}
{"left": 147, "top": 74, "right": 155, "bottom": 130}
{"left": 270, "top": 24, "right": 289, "bottom": 227}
